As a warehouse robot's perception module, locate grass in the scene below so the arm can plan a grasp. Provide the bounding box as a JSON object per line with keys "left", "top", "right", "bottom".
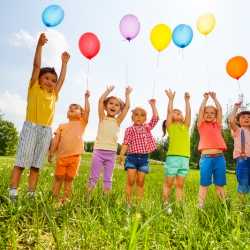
{"left": 0, "top": 153, "right": 249, "bottom": 250}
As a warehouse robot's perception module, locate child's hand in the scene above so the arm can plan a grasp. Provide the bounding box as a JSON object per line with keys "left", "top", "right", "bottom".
{"left": 203, "top": 92, "right": 209, "bottom": 100}
{"left": 184, "top": 92, "right": 190, "bottom": 101}
{"left": 209, "top": 92, "right": 216, "bottom": 100}
{"left": 165, "top": 89, "right": 175, "bottom": 100}
{"left": 118, "top": 155, "right": 125, "bottom": 167}
{"left": 106, "top": 85, "right": 115, "bottom": 93}
{"left": 234, "top": 102, "right": 241, "bottom": 109}
{"left": 61, "top": 52, "right": 70, "bottom": 64}
{"left": 38, "top": 33, "right": 48, "bottom": 47}
{"left": 48, "top": 154, "right": 53, "bottom": 163}
{"left": 85, "top": 90, "right": 90, "bottom": 98}
{"left": 125, "top": 86, "right": 133, "bottom": 97}
{"left": 149, "top": 98, "right": 156, "bottom": 106}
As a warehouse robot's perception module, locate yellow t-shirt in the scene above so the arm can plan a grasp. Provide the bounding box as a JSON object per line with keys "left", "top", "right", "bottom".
{"left": 94, "top": 117, "right": 120, "bottom": 151}
{"left": 25, "top": 80, "right": 57, "bottom": 126}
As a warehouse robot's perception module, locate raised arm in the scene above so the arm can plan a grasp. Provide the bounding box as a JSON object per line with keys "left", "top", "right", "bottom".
{"left": 184, "top": 92, "right": 191, "bottom": 127}
{"left": 165, "top": 89, "right": 175, "bottom": 128}
{"left": 228, "top": 103, "right": 240, "bottom": 132}
{"left": 117, "top": 86, "right": 133, "bottom": 125}
{"left": 30, "top": 33, "right": 47, "bottom": 87}
{"left": 148, "top": 99, "right": 159, "bottom": 129}
{"left": 197, "top": 92, "right": 209, "bottom": 127}
{"left": 82, "top": 90, "right": 90, "bottom": 123}
{"left": 210, "top": 92, "right": 222, "bottom": 125}
{"left": 55, "top": 52, "right": 70, "bottom": 94}
{"left": 98, "top": 85, "right": 114, "bottom": 121}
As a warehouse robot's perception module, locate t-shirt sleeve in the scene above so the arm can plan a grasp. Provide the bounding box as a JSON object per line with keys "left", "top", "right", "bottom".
{"left": 123, "top": 128, "right": 131, "bottom": 145}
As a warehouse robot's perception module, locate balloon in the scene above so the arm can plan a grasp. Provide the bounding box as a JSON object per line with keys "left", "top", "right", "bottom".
{"left": 42, "top": 5, "right": 64, "bottom": 28}
{"left": 150, "top": 24, "right": 172, "bottom": 52}
{"left": 79, "top": 33, "right": 101, "bottom": 60}
{"left": 226, "top": 56, "right": 248, "bottom": 80}
{"left": 172, "top": 24, "right": 193, "bottom": 48}
{"left": 119, "top": 14, "right": 140, "bottom": 41}
{"left": 197, "top": 13, "right": 216, "bottom": 35}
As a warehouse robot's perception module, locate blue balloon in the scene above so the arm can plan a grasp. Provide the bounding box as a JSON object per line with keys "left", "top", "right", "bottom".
{"left": 172, "top": 24, "right": 193, "bottom": 48}
{"left": 42, "top": 5, "right": 64, "bottom": 27}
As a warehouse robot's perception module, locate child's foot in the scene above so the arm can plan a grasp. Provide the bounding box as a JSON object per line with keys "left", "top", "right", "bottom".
{"left": 9, "top": 188, "right": 18, "bottom": 202}
{"left": 27, "top": 191, "right": 36, "bottom": 199}
{"left": 163, "top": 203, "right": 173, "bottom": 215}
{"left": 197, "top": 202, "right": 204, "bottom": 209}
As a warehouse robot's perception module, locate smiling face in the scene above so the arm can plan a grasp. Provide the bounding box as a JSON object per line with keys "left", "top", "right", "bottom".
{"left": 104, "top": 97, "right": 122, "bottom": 117}
{"left": 172, "top": 109, "right": 184, "bottom": 123}
{"left": 238, "top": 113, "right": 250, "bottom": 127}
{"left": 132, "top": 108, "right": 147, "bottom": 125}
{"left": 204, "top": 106, "right": 217, "bottom": 122}
{"left": 39, "top": 72, "right": 57, "bottom": 92}
{"left": 67, "top": 104, "right": 83, "bottom": 120}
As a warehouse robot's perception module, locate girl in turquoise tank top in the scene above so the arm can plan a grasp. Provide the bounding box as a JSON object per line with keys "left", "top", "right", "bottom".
{"left": 162, "top": 89, "right": 191, "bottom": 212}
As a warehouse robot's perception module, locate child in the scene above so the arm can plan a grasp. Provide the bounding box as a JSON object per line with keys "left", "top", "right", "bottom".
{"left": 119, "top": 99, "right": 159, "bottom": 207}
{"left": 9, "top": 33, "right": 70, "bottom": 199}
{"left": 48, "top": 91, "right": 90, "bottom": 203}
{"left": 197, "top": 92, "right": 227, "bottom": 208}
{"left": 162, "top": 89, "right": 191, "bottom": 210}
{"left": 228, "top": 103, "right": 250, "bottom": 198}
{"left": 87, "top": 85, "right": 132, "bottom": 193}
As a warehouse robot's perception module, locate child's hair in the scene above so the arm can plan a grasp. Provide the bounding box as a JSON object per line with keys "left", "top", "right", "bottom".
{"left": 39, "top": 67, "right": 58, "bottom": 80}
{"left": 131, "top": 107, "right": 147, "bottom": 116}
{"left": 162, "top": 120, "right": 167, "bottom": 137}
{"left": 236, "top": 111, "right": 250, "bottom": 126}
{"left": 104, "top": 96, "right": 125, "bottom": 111}
{"left": 204, "top": 105, "right": 217, "bottom": 114}
{"left": 69, "top": 103, "right": 84, "bottom": 116}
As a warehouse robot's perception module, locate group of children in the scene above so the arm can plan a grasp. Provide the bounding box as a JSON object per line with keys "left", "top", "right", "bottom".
{"left": 8, "top": 33, "right": 250, "bottom": 209}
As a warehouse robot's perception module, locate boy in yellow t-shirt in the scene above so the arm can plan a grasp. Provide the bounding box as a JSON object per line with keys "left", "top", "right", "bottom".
{"left": 9, "top": 33, "right": 70, "bottom": 200}
{"left": 162, "top": 89, "right": 191, "bottom": 212}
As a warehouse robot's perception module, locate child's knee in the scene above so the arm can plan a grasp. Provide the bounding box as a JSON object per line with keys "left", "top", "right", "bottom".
{"left": 30, "top": 167, "right": 40, "bottom": 173}
{"left": 65, "top": 175, "right": 73, "bottom": 182}
{"left": 136, "top": 179, "right": 144, "bottom": 188}
{"left": 55, "top": 175, "right": 65, "bottom": 182}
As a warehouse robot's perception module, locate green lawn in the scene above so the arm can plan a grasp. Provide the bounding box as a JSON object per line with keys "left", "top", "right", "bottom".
{"left": 0, "top": 154, "right": 249, "bottom": 250}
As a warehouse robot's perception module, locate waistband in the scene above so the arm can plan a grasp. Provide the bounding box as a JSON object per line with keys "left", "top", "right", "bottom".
{"left": 24, "top": 121, "right": 51, "bottom": 129}
{"left": 167, "top": 155, "right": 189, "bottom": 159}
{"left": 127, "top": 153, "right": 149, "bottom": 158}
{"left": 201, "top": 153, "right": 224, "bottom": 158}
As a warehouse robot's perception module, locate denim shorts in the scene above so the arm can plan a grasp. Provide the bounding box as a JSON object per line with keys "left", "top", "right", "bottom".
{"left": 236, "top": 157, "right": 250, "bottom": 193}
{"left": 164, "top": 156, "right": 189, "bottom": 177}
{"left": 125, "top": 154, "right": 149, "bottom": 173}
{"left": 199, "top": 154, "right": 226, "bottom": 186}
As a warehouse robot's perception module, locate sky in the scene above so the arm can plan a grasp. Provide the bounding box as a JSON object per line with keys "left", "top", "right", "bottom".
{"left": 0, "top": 0, "right": 250, "bottom": 142}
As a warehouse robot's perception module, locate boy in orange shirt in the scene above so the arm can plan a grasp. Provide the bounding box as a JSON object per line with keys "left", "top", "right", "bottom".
{"left": 48, "top": 90, "right": 90, "bottom": 203}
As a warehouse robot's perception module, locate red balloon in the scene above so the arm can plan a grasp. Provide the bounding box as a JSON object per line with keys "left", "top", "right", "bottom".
{"left": 79, "top": 32, "right": 100, "bottom": 60}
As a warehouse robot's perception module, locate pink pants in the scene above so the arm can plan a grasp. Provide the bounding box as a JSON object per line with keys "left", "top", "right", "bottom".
{"left": 88, "top": 149, "right": 116, "bottom": 190}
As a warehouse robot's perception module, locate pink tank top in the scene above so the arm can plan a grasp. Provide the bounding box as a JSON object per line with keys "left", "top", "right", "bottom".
{"left": 232, "top": 127, "right": 250, "bottom": 158}
{"left": 198, "top": 121, "right": 227, "bottom": 151}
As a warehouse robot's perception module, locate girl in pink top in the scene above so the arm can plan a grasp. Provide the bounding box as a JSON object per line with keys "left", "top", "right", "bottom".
{"left": 229, "top": 102, "right": 250, "bottom": 198}
{"left": 48, "top": 91, "right": 90, "bottom": 204}
{"left": 197, "top": 92, "right": 227, "bottom": 208}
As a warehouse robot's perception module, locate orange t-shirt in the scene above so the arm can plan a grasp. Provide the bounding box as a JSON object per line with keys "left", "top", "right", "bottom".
{"left": 52, "top": 119, "right": 87, "bottom": 158}
{"left": 198, "top": 121, "right": 227, "bottom": 152}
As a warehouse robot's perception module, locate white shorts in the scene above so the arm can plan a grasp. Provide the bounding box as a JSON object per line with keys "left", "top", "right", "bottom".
{"left": 15, "top": 121, "right": 52, "bottom": 169}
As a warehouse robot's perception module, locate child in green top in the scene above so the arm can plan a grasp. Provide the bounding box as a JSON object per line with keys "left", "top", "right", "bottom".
{"left": 162, "top": 89, "right": 191, "bottom": 212}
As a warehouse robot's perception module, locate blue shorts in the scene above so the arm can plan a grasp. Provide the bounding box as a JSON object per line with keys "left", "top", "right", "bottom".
{"left": 236, "top": 157, "right": 250, "bottom": 193}
{"left": 125, "top": 154, "right": 149, "bottom": 174}
{"left": 199, "top": 154, "right": 226, "bottom": 186}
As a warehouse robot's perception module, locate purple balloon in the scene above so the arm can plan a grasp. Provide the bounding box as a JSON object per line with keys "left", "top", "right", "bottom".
{"left": 119, "top": 14, "right": 140, "bottom": 41}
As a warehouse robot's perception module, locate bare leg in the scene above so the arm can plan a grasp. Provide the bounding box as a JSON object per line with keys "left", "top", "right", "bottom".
{"left": 28, "top": 167, "right": 40, "bottom": 192}
{"left": 63, "top": 176, "right": 74, "bottom": 202}
{"left": 52, "top": 175, "right": 64, "bottom": 199}
{"left": 163, "top": 176, "right": 175, "bottom": 205}
{"left": 135, "top": 171, "right": 146, "bottom": 204}
{"left": 175, "top": 176, "right": 185, "bottom": 203}
{"left": 198, "top": 185, "right": 209, "bottom": 208}
{"left": 215, "top": 185, "right": 226, "bottom": 200}
{"left": 10, "top": 166, "right": 24, "bottom": 189}
{"left": 125, "top": 169, "right": 137, "bottom": 206}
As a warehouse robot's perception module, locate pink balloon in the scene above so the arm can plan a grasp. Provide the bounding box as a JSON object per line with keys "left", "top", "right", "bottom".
{"left": 119, "top": 14, "right": 140, "bottom": 41}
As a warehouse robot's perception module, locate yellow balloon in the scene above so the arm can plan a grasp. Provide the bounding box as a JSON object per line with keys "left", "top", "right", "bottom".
{"left": 197, "top": 13, "right": 216, "bottom": 36}
{"left": 150, "top": 24, "right": 172, "bottom": 52}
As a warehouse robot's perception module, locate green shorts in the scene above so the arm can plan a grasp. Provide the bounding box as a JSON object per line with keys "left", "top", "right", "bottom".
{"left": 164, "top": 156, "right": 189, "bottom": 177}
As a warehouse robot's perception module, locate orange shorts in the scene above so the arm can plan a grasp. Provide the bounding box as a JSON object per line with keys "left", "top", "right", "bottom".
{"left": 55, "top": 155, "right": 81, "bottom": 178}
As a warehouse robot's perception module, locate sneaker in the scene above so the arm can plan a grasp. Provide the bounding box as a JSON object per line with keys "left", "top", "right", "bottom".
{"left": 27, "top": 191, "right": 36, "bottom": 199}
{"left": 163, "top": 203, "right": 173, "bottom": 215}
{"left": 9, "top": 188, "right": 18, "bottom": 202}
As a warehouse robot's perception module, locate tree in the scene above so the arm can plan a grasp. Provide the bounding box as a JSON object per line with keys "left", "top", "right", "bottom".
{"left": 190, "top": 116, "right": 200, "bottom": 168}
{"left": 150, "top": 138, "right": 168, "bottom": 161}
{"left": 0, "top": 115, "right": 19, "bottom": 156}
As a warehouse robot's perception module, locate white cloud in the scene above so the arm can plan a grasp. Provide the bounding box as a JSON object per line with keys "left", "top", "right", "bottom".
{"left": 8, "top": 29, "right": 36, "bottom": 49}
{"left": 9, "top": 29, "right": 69, "bottom": 72}
{"left": 0, "top": 91, "right": 26, "bottom": 130}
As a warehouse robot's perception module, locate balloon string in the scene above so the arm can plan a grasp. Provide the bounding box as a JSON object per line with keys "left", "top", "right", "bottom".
{"left": 86, "top": 60, "right": 90, "bottom": 90}
{"left": 178, "top": 48, "right": 184, "bottom": 84}
{"left": 125, "top": 41, "right": 129, "bottom": 86}
{"left": 204, "top": 36, "right": 211, "bottom": 91}
{"left": 152, "top": 52, "right": 160, "bottom": 98}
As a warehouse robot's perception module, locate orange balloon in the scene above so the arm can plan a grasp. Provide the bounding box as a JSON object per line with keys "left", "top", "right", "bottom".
{"left": 226, "top": 56, "right": 248, "bottom": 80}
